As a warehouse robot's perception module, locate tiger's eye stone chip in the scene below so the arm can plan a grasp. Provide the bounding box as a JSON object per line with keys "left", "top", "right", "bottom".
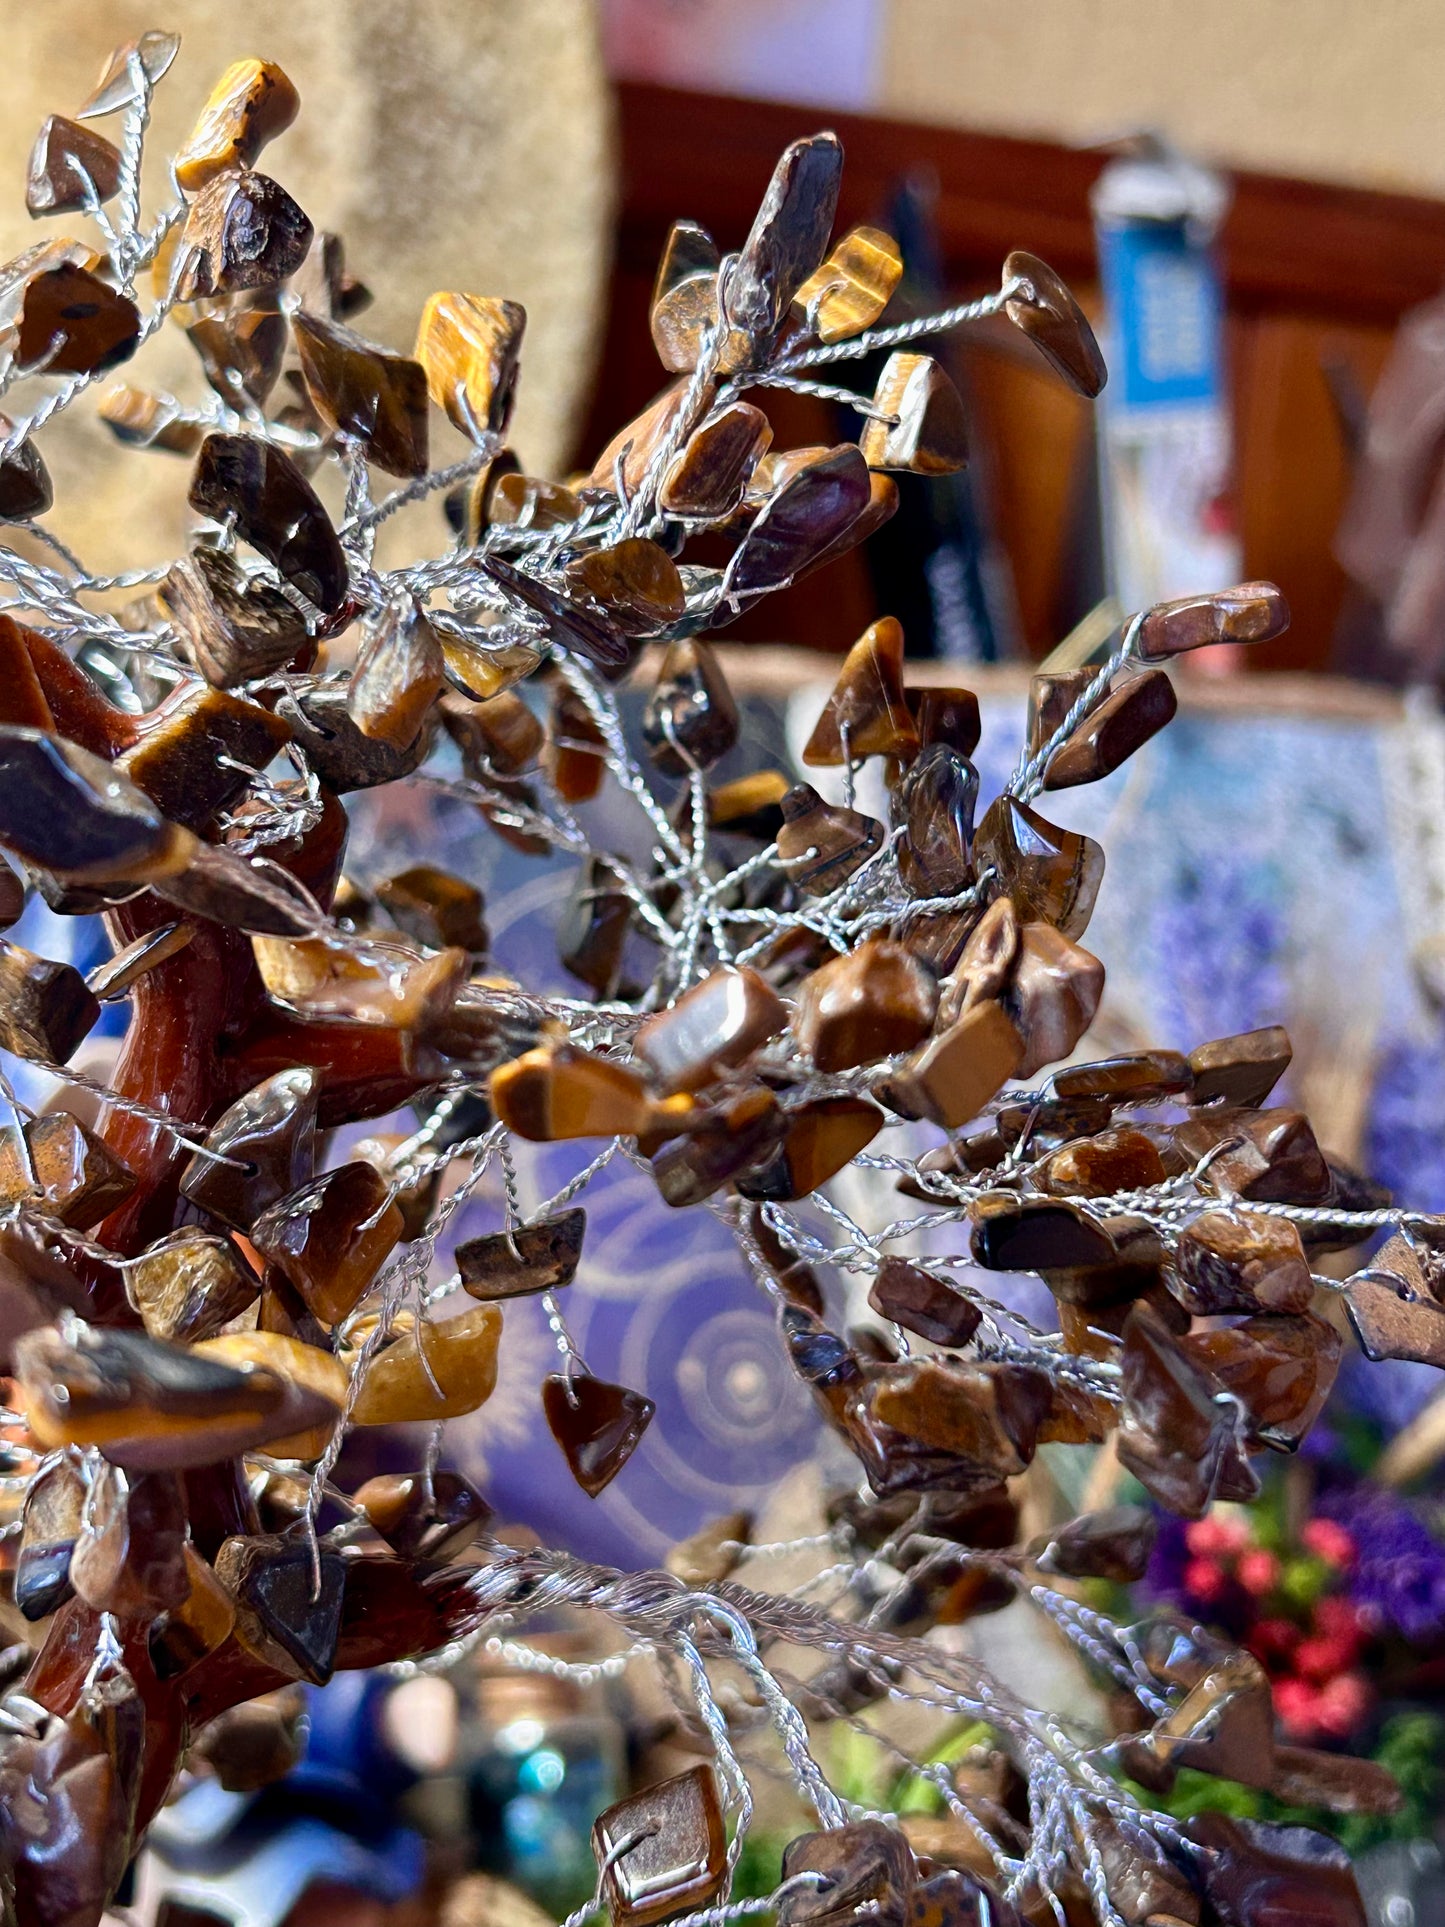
{"left": 1053, "top": 1049, "right": 1192, "bottom": 1104}
{"left": 969, "top": 1194, "right": 1117, "bottom": 1273}
{"left": 179, "top": 1066, "right": 318, "bottom": 1230}
{"left": 973, "top": 797, "right": 1104, "bottom": 942}
{"left": 1116, "top": 1303, "right": 1259, "bottom": 1517}
{"left": 1027, "top": 668, "right": 1094, "bottom": 757}
{"left": 148, "top": 1542, "right": 238, "bottom": 1681}
{"left": 350, "top": 1303, "right": 502, "bottom": 1424}
{"left": 702, "top": 768, "right": 791, "bottom": 841}
{"left": 377, "top": 864, "right": 487, "bottom": 953}
{"left": 416, "top": 292, "right": 526, "bottom": 439}
{"left": 1344, "top": 1236, "right": 1445, "bottom": 1365}
{"left": 215, "top": 1533, "right": 346, "bottom": 1685}
{"left": 777, "top": 784, "right": 884, "bottom": 894}
{"left": 792, "top": 938, "right": 937, "bottom": 1072}
{"left": 723, "top": 444, "right": 872, "bottom": 600}
{"left": 162, "top": 547, "right": 307, "bottom": 687}
{"left": 70, "top": 1462, "right": 189, "bottom": 1616}
{"left": 544, "top": 1371, "right": 656, "bottom": 1497}
{"left": 1002, "top": 920, "right": 1105, "bottom": 1078}
{"left": 1042, "top": 668, "right": 1177, "bottom": 790}
{"left": 16, "top": 1455, "right": 84, "bottom": 1619}
{"left": 0, "top": 1110, "right": 134, "bottom": 1228}
{"left": 591, "top": 380, "right": 689, "bottom": 497}
{"left": 353, "top": 1468, "right": 492, "bottom": 1561}
{"left": 348, "top": 603, "right": 446, "bottom": 748}
{"left": 1187, "top": 1311, "right": 1341, "bottom": 1449}
{"left": 26, "top": 117, "right": 121, "bottom": 217}
{"left": 1003, "top": 251, "right": 1106, "bottom": 398}
{"left": 909, "top": 684, "right": 981, "bottom": 758}
{"left": 293, "top": 309, "right": 429, "bottom": 477}
{"left": 660, "top": 401, "right": 771, "bottom": 518}
{"left": 0, "top": 940, "right": 100, "bottom": 1064}
{"left": 875, "top": 1354, "right": 1053, "bottom": 1479}
{"left": 77, "top": 31, "right": 181, "bottom": 118}
{"left": 779, "top": 1820, "right": 916, "bottom": 1927}
{"left": 174, "top": 59, "right": 300, "bottom": 192}
{"left": 804, "top": 617, "right": 919, "bottom": 765}
{"left": 1038, "top": 1128, "right": 1167, "bottom": 1198}
{"left": 636, "top": 966, "right": 787, "bottom": 1094}
{"left": 795, "top": 224, "right": 903, "bottom": 343}
{"left": 14, "top": 263, "right": 139, "bottom": 375}
{"left": 725, "top": 132, "right": 843, "bottom": 347}
{"left": 188, "top": 305, "right": 289, "bottom": 409}
{"left": 1183, "top": 1815, "right": 1366, "bottom": 1927}
{"left": 1137, "top": 581, "right": 1289, "bottom": 661}
{"left": 739, "top": 1096, "right": 883, "bottom": 1201}
{"left": 177, "top": 170, "right": 314, "bottom": 299}
{"left": 880, "top": 1000, "right": 1023, "bottom": 1130}
{"left": 250, "top": 1162, "right": 404, "bottom": 1326}
{"left": 651, "top": 1087, "right": 785, "bottom": 1208}
{"left": 190, "top": 432, "right": 348, "bottom": 613}
{"left": 898, "top": 745, "right": 978, "bottom": 897}
{"left": 564, "top": 538, "right": 685, "bottom": 636}
{"left": 98, "top": 384, "right": 203, "bottom": 456}
{"left": 593, "top": 1766, "right": 727, "bottom": 1927}
{"left": 1173, "top": 1210, "right": 1313, "bottom": 1315}
{"left": 194, "top": 1330, "right": 348, "bottom": 1458}
{"left": 1170, "top": 1107, "right": 1332, "bottom": 1203}
{"left": 650, "top": 219, "right": 734, "bottom": 374}
{"left": 457, "top": 1208, "right": 587, "bottom": 1302}
{"left": 129, "top": 1228, "right": 260, "bottom": 1344}
{"left": 0, "top": 421, "right": 52, "bottom": 521}
{"left": 115, "top": 683, "right": 293, "bottom": 833}
{"left": 643, "top": 638, "right": 739, "bottom": 777}
{"left": 1188, "top": 1025, "right": 1293, "bottom": 1107}
{"left": 869, "top": 1257, "right": 981, "bottom": 1348}
{"left": 860, "top": 354, "right": 969, "bottom": 474}
{"left": 285, "top": 686, "right": 432, "bottom": 790}
{"left": 1027, "top": 1504, "right": 1157, "bottom": 1583}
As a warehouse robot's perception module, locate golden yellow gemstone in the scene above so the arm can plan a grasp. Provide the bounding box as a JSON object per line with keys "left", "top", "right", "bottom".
{"left": 97, "top": 383, "right": 204, "bottom": 456}
{"left": 173, "top": 59, "right": 300, "bottom": 194}
{"left": 564, "top": 538, "right": 686, "bottom": 636}
{"left": 859, "top": 353, "right": 969, "bottom": 475}
{"left": 491, "top": 1046, "right": 655, "bottom": 1141}
{"left": 489, "top": 470, "right": 581, "bottom": 531}
{"left": 349, "top": 1303, "right": 502, "bottom": 1424}
{"left": 793, "top": 225, "right": 903, "bottom": 344}
{"left": 251, "top": 932, "right": 468, "bottom": 1031}
{"left": 0, "top": 1110, "right": 134, "bottom": 1229}
{"left": 416, "top": 291, "right": 526, "bottom": 440}
{"left": 348, "top": 604, "right": 446, "bottom": 749}
{"left": 802, "top": 616, "right": 919, "bottom": 765}
{"left": 193, "top": 1331, "right": 348, "bottom": 1459}
{"left": 883, "top": 999, "right": 1024, "bottom": 1129}
{"left": 438, "top": 633, "right": 542, "bottom": 702}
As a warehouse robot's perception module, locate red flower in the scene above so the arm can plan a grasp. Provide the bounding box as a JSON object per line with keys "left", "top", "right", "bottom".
{"left": 1301, "top": 1519, "right": 1356, "bottom": 1569}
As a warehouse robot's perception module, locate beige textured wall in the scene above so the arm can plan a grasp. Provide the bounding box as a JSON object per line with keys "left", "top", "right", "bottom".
{"left": 0, "top": 1, "right": 613, "bottom": 572}
{"left": 879, "top": 0, "right": 1445, "bottom": 197}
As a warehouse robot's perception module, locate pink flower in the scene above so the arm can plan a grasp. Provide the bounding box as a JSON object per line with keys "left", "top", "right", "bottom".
{"left": 1248, "top": 1617, "right": 1301, "bottom": 1668}
{"left": 1312, "top": 1595, "right": 1365, "bottom": 1651}
{"left": 1313, "top": 1672, "right": 1373, "bottom": 1741}
{"left": 1301, "top": 1519, "right": 1356, "bottom": 1568}
{"left": 1236, "top": 1549, "right": 1280, "bottom": 1596}
{"left": 1182, "top": 1556, "right": 1229, "bottom": 1603}
{"left": 1273, "top": 1677, "right": 1324, "bottom": 1743}
{"left": 1185, "top": 1515, "right": 1250, "bottom": 1559}
{"left": 1294, "top": 1634, "right": 1357, "bottom": 1684}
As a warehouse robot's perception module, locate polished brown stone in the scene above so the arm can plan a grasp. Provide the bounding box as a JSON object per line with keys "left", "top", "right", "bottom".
{"left": 26, "top": 116, "right": 121, "bottom": 217}
{"left": 190, "top": 432, "right": 348, "bottom": 613}
{"left": 1170, "top": 1107, "right": 1332, "bottom": 1203}
{"left": 898, "top": 745, "right": 978, "bottom": 898}
{"left": 860, "top": 354, "right": 969, "bottom": 474}
{"left": 1042, "top": 668, "right": 1177, "bottom": 789}
{"left": 97, "top": 383, "right": 204, "bottom": 456}
{"left": 972, "top": 796, "right": 1104, "bottom": 941}
{"left": 803, "top": 468, "right": 900, "bottom": 578}
{"left": 1001, "top": 921, "right": 1106, "bottom": 1077}
{"left": 1172, "top": 1209, "right": 1313, "bottom": 1315}
{"left": 544, "top": 1371, "right": 656, "bottom": 1496}
{"left": 909, "top": 684, "right": 981, "bottom": 760}
{"left": 870, "top": 1354, "right": 1051, "bottom": 1481}
{"left": 0, "top": 418, "right": 52, "bottom": 520}
{"left": 650, "top": 219, "right": 738, "bottom": 374}
{"left": 660, "top": 401, "right": 772, "bottom": 518}
{"left": 794, "top": 224, "right": 903, "bottom": 342}
{"left": 738, "top": 1095, "right": 883, "bottom": 1200}
{"left": 544, "top": 682, "right": 609, "bottom": 802}
{"left": 1053, "top": 1049, "right": 1193, "bottom": 1104}
{"left": 189, "top": 304, "right": 290, "bottom": 413}
{"left": 564, "top": 538, "right": 686, "bottom": 636}
{"left": 348, "top": 603, "right": 446, "bottom": 749}
{"left": 636, "top": 966, "right": 787, "bottom": 1094}
{"left": 1116, "top": 1303, "right": 1259, "bottom": 1517}
{"left": 969, "top": 1193, "right": 1117, "bottom": 1272}
{"left": 792, "top": 938, "right": 937, "bottom": 1071}
{"left": 377, "top": 864, "right": 487, "bottom": 953}
{"left": 1137, "top": 581, "right": 1289, "bottom": 661}
{"left": 0, "top": 939, "right": 100, "bottom": 1063}
{"left": 14, "top": 262, "right": 139, "bottom": 375}
{"left": 642, "top": 638, "right": 739, "bottom": 776}
{"left": 442, "top": 687, "right": 543, "bottom": 778}
{"left": 457, "top": 1208, "right": 587, "bottom": 1301}
{"left": 880, "top": 999, "right": 1023, "bottom": 1129}
{"left": 284, "top": 686, "right": 433, "bottom": 792}
{"left": 250, "top": 1162, "right": 404, "bottom": 1326}
{"left": 591, "top": 379, "right": 690, "bottom": 497}
{"left": 191, "top": 1329, "right": 347, "bottom": 1458}
{"left": 148, "top": 1541, "right": 238, "bottom": 1681}
{"left": 416, "top": 292, "right": 526, "bottom": 439}
{"left": 1345, "top": 1242, "right": 1445, "bottom": 1367}
{"left": 250, "top": 931, "right": 466, "bottom": 1030}
{"left": 777, "top": 783, "right": 884, "bottom": 894}
{"left": 804, "top": 616, "right": 919, "bottom": 765}
{"left": 723, "top": 444, "right": 872, "bottom": 599}
{"left": 191, "top": 1689, "right": 309, "bottom": 1793}
{"left": 779, "top": 1820, "right": 916, "bottom": 1927}
{"left": 353, "top": 1468, "right": 492, "bottom": 1561}
{"left": 703, "top": 769, "right": 792, "bottom": 841}
{"left": 162, "top": 546, "right": 307, "bottom": 686}
{"left": 725, "top": 132, "right": 843, "bottom": 348}
{"left": 868, "top": 1255, "right": 981, "bottom": 1347}
{"left": 349, "top": 1303, "right": 502, "bottom": 1423}
{"left": 492, "top": 1045, "right": 658, "bottom": 1141}
{"left": 1002, "top": 251, "right": 1106, "bottom": 398}
{"left": 177, "top": 170, "right": 313, "bottom": 299}
{"left": 557, "top": 856, "right": 636, "bottom": 997}
{"left": 1183, "top": 1815, "right": 1366, "bottom": 1927}
{"left": 0, "top": 1109, "right": 134, "bottom": 1228}
{"left": 740, "top": 1200, "right": 825, "bottom": 1313}
{"left": 1037, "top": 1127, "right": 1167, "bottom": 1198}
{"left": 441, "top": 631, "right": 545, "bottom": 707}
{"left": 651, "top": 1086, "right": 785, "bottom": 1207}
{"left": 174, "top": 59, "right": 300, "bottom": 192}
{"left": 294, "top": 308, "right": 429, "bottom": 477}
{"left": 178, "top": 1066, "right": 318, "bottom": 1229}
{"left": 1188, "top": 1025, "right": 1293, "bottom": 1107}
{"left": 1187, "top": 1311, "right": 1341, "bottom": 1449}
{"left": 76, "top": 30, "right": 180, "bottom": 118}
{"left": 116, "top": 682, "right": 292, "bottom": 832}
{"left": 1027, "top": 668, "right": 1094, "bottom": 757}
{"left": 215, "top": 1532, "right": 346, "bottom": 1685}
{"left": 69, "top": 1462, "right": 188, "bottom": 1616}
{"left": 940, "top": 897, "right": 1019, "bottom": 1024}
{"left": 1027, "top": 1504, "right": 1156, "bottom": 1582}
{"left": 16, "top": 1455, "right": 84, "bottom": 1619}
{"left": 593, "top": 1766, "right": 728, "bottom": 1927}
{"left": 129, "top": 1227, "right": 260, "bottom": 1344}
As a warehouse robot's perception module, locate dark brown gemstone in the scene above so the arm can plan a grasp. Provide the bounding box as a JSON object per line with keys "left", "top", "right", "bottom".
{"left": 284, "top": 684, "right": 432, "bottom": 790}
{"left": 162, "top": 546, "right": 308, "bottom": 687}
{"left": 860, "top": 353, "right": 969, "bottom": 474}
{"left": 188, "top": 303, "right": 289, "bottom": 408}
{"left": 698, "top": 768, "right": 791, "bottom": 843}
{"left": 1053, "top": 1049, "right": 1193, "bottom": 1103}
{"left": 1027, "top": 1504, "right": 1156, "bottom": 1582}
{"left": 1268, "top": 1745, "right": 1409, "bottom": 1818}
{"left": 1187, "top": 1311, "right": 1341, "bottom": 1449}
{"left": 70, "top": 1463, "right": 189, "bottom": 1616}
{"left": 972, "top": 796, "right": 1104, "bottom": 941}
{"left": 1002, "top": 921, "right": 1106, "bottom": 1077}
{"left": 292, "top": 230, "right": 371, "bottom": 324}
{"left": 97, "top": 385, "right": 203, "bottom": 455}
{"left": 564, "top": 538, "right": 686, "bottom": 637}
{"left": 724, "top": 132, "right": 843, "bottom": 348}
{"left": 177, "top": 169, "right": 314, "bottom": 299}
{"left": 898, "top": 745, "right": 977, "bottom": 897}
{"left": 441, "top": 687, "right": 543, "bottom": 779}
{"left": 377, "top": 864, "right": 487, "bottom": 953}
{"left": 1345, "top": 1244, "right": 1445, "bottom": 1366}
{"left": 723, "top": 444, "right": 872, "bottom": 600}
{"left": 190, "top": 1689, "right": 309, "bottom": 1793}
{"left": 642, "top": 638, "right": 739, "bottom": 776}
{"left": 251, "top": 1162, "right": 404, "bottom": 1326}
{"left": 1183, "top": 1815, "right": 1366, "bottom": 1927}
{"left": 215, "top": 1533, "right": 346, "bottom": 1684}
{"left": 909, "top": 684, "right": 981, "bottom": 758}
{"left": 739, "top": 1200, "right": 826, "bottom": 1314}
{"left": 190, "top": 432, "right": 348, "bottom": 613}
{"left": 0, "top": 1110, "right": 134, "bottom": 1228}
{"left": 148, "top": 1542, "right": 239, "bottom": 1681}
{"left": 660, "top": 401, "right": 771, "bottom": 518}
{"left": 650, "top": 219, "right": 729, "bottom": 373}
{"left": 593, "top": 1766, "right": 728, "bottom": 1927}
{"left": 1079, "top": 1816, "right": 1200, "bottom": 1927}
{"left": 16, "top": 1456, "right": 84, "bottom": 1619}
{"left": 801, "top": 469, "right": 900, "bottom": 579}
{"left": 1172, "top": 1209, "right": 1313, "bottom": 1315}
{"left": 492, "top": 1044, "right": 657, "bottom": 1141}
{"left": 0, "top": 419, "right": 52, "bottom": 520}
{"left": 779, "top": 1820, "right": 916, "bottom": 1927}
{"left": 348, "top": 603, "right": 446, "bottom": 749}
{"left": 0, "top": 939, "right": 100, "bottom": 1063}
{"left": 1137, "top": 581, "right": 1289, "bottom": 661}
{"left": 485, "top": 553, "right": 631, "bottom": 672}
{"left": 792, "top": 938, "right": 937, "bottom": 1071}
{"left": 738, "top": 1096, "right": 883, "bottom": 1200}
{"left": 15, "top": 263, "right": 139, "bottom": 375}
{"left": 1002, "top": 251, "right": 1106, "bottom": 398}
{"left": 115, "top": 683, "right": 292, "bottom": 833}
{"left": 969, "top": 1194, "right": 1117, "bottom": 1272}
{"left": 777, "top": 783, "right": 884, "bottom": 894}
{"left": 26, "top": 116, "right": 121, "bottom": 217}
{"left": 1188, "top": 1025, "right": 1292, "bottom": 1106}
{"left": 1042, "top": 667, "right": 1177, "bottom": 789}
{"left": 651, "top": 1086, "right": 786, "bottom": 1207}
{"left": 129, "top": 1228, "right": 260, "bottom": 1344}
{"left": 868, "top": 1256, "right": 981, "bottom": 1347}
{"left": 1169, "top": 1107, "right": 1332, "bottom": 1203}
{"left": 543, "top": 1372, "right": 655, "bottom": 1497}
{"left": 1116, "top": 1302, "right": 1259, "bottom": 1517}
{"left": 353, "top": 1469, "right": 492, "bottom": 1561}
{"left": 636, "top": 966, "right": 787, "bottom": 1094}
{"left": 293, "top": 308, "right": 429, "bottom": 477}
{"left": 151, "top": 838, "right": 325, "bottom": 936}
{"left": 1027, "top": 668, "right": 1094, "bottom": 756}
{"left": 940, "top": 897, "right": 1018, "bottom": 1022}
{"left": 591, "top": 380, "right": 690, "bottom": 496}
{"left": 457, "top": 1208, "right": 587, "bottom": 1301}
{"left": 178, "top": 1066, "right": 318, "bottom": 1230}
{"left": 803, "top": 617, "right": 919, "bottom": 765}
{"left": 558, "top": 856, "right": 636, "bottom": 997}
{"left": 879, "top": 1000, "right": 1023, "bottom": 1129}
{"left": 544, "top": 681, "right": 609, "bottom": 802}
{"left": 77, "top": 30, "right": 180, "bottom": 117}
{"left": 1037, "top": 1127, "right": 1166, "bottom": 1198}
